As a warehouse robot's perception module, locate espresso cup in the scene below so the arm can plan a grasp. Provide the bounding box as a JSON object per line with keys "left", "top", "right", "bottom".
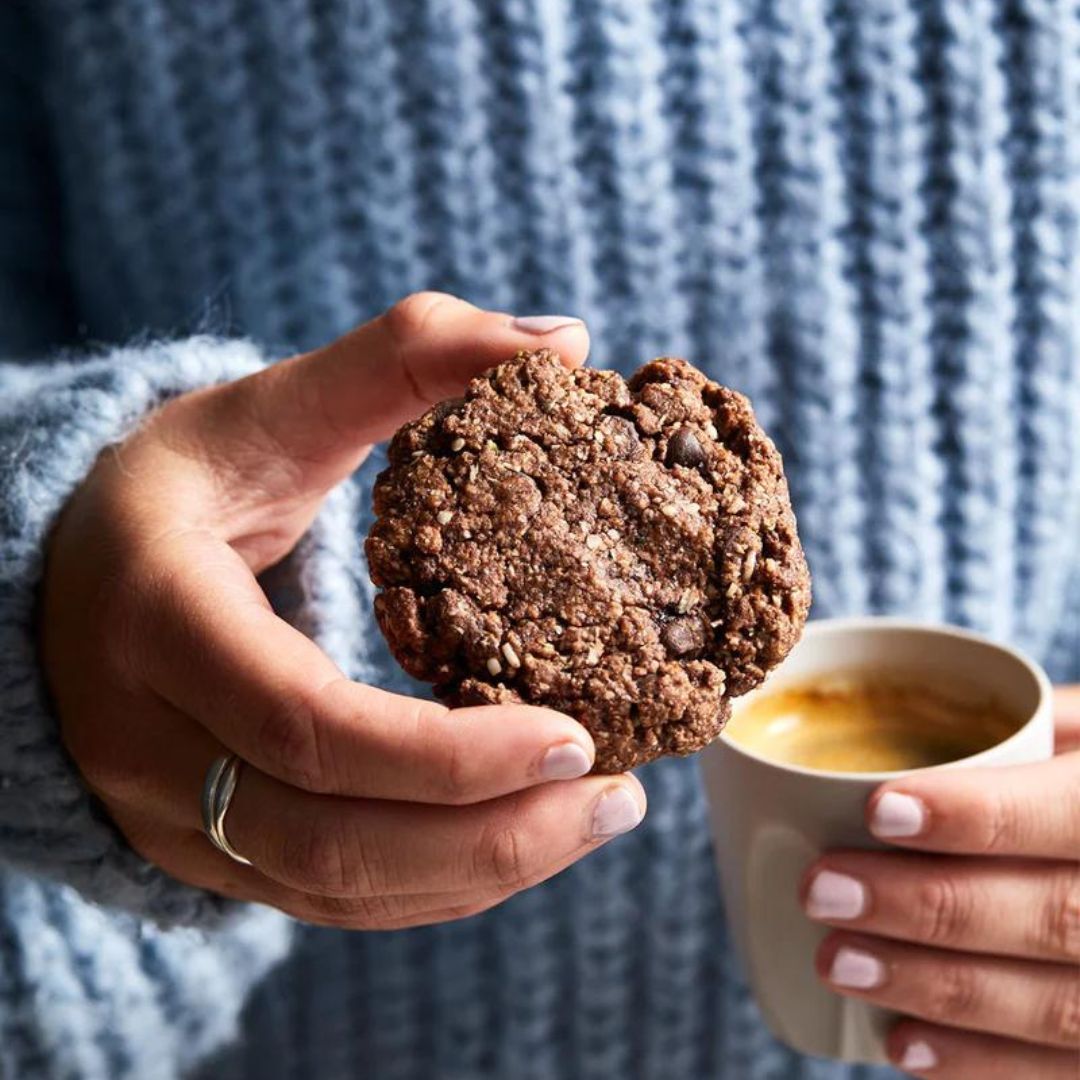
{"left": 698, "top": 617, "right": 1054, "bottom": 1064}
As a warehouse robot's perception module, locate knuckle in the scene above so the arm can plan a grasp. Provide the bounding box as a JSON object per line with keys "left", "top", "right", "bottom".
{"left": 927, "top": 961, "right": 981, "bottom": 1024}
{"left": 1035, "top": 870, "right": 1080, "bottom": 962}
{"left": 436, "top": 729, "right": 477, "bottom": 806}
{"left": 1044, "top": 978, "right": 1080, "bottom": 1047}
{"left": 406, "top": 698, "right": 479, "bottom": 805}
{"left": 981, "top": 789, "right": 1023, "bottom": 854}
{"left": 475, "top": 823, "right": 531, "bottom": 891}
{"left": 915, "top": 875, "right": 972, "bottom": 946}
{"left": 255, "top": 691, "right": 326, "bottom": 791}
{"left": 382, "top": 293, "right": 458, "bottom": 406}
{"left": 281, "top": 819, "right": 367, "bottom": 896}
{"left": 383, "top": 291, "right": 454, "bottom": 346}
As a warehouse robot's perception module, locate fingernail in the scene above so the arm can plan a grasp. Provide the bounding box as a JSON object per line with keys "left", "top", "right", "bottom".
{"left": 871, "top": 791, "right": 927, "bottom": 838}
{"left": 805, "top": 870, "right": 866, "bottom": 920}
{"left": 590, "top": 786, "right": 644, "bottom": 840}
{"left": 512, "top": 315, "right": 584, "bottom": 334}
{"left": 898, "top": 1039, "right": 938, "bottom": 1071}
{"left": 829, "top": 945, "right": 885, "bottom": 989}
{"left": 539, "top": 742, "right": 592, "bottom": 781}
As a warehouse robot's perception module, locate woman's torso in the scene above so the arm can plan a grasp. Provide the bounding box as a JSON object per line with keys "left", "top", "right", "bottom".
{"left": 25, "top": 2, "right": 1080, "bottom": 1076}
{"left": 36, "top": 0, "right": 1079, "bottom": 654}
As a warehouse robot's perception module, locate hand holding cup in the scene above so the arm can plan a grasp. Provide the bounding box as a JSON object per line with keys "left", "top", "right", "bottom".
{"left": 803, "top": 684, "right": 1079, "bottom": 1078}
{"left": 700, "top": 619, "right": 1070, "bottom": 1072}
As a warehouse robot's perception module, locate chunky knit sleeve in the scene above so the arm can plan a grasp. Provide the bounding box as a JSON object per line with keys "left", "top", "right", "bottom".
{"left": 0, "top": 339, "right": 366, "bottom": 921}
{"left": 0, "top": 2, "right": 373, "bottom": 927}
{"left": 0, "top": 343, "right": 350, "bottom": 1077}
{"left": 0, "top": 337, "right": 379, "bottom": 1077}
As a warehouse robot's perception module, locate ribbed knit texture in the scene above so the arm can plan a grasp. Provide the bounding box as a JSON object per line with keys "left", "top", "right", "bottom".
{"left": 1, "top": 1, "right": 1077, "bottom": 1077}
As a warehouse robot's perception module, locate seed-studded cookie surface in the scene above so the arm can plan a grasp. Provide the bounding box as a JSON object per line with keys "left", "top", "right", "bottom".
{"left": 366, "top": 350, "right": 811, "bottom": 773}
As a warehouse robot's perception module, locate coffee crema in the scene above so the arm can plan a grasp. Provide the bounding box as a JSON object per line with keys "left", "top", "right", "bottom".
{"left": 724, "top": 674, "right": 1020, "bottom": 773}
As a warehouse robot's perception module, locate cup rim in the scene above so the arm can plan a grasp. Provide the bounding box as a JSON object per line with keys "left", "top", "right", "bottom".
{"left": 716, "top": 617, "right": 1053, "bottom": 782}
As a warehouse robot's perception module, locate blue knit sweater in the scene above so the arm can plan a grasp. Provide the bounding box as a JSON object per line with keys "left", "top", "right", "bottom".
{"left": 1, "top": 2, "right": 1077, "bottom": 1077}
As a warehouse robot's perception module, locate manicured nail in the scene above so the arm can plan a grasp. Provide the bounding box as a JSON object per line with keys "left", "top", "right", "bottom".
{"left": 590, "top": 786, "right": 644, "bottom": 840}
{"left": 805, "top": 870, "right": 866, "bottom": 920}
{"left": 871, "top": 791, "right": 927, "bottom": 838}
{"left": 539, "top": 742, "right": 592, "bottom": 781}
{"left": 512, "top": 315, "right": 584, "bottom": 334}
{"left": 898, "top": 1039, "right": 938, "bottom": 1071}
{"left": 829, "top": 945, "right": 885, "bottom": 989}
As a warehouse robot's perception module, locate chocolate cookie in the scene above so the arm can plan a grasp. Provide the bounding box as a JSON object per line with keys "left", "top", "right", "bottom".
{"left": 366, "top": 350, "right": 811, "bottom": 773}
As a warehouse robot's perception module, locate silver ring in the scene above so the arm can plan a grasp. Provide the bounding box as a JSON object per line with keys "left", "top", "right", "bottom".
{"left": 201, "top": 754, "right": 252, "bottom": 866}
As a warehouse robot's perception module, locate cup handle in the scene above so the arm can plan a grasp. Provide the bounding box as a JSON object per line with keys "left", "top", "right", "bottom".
{"left": 741, "top": 822, "right": 893, "bottom": 1064}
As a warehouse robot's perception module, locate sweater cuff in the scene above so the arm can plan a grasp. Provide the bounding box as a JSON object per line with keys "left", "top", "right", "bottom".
{"left": 0, "top": 337, "right": 365, "bottom": 927}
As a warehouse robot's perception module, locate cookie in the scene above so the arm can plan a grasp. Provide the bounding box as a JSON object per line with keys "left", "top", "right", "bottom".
{"left": 366, "top": 350, "right": 811, "bottom": 773}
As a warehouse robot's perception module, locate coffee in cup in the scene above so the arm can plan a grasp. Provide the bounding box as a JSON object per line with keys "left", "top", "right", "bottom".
{"left": 723, "top": 672, "right": 1020, "bottom": 773}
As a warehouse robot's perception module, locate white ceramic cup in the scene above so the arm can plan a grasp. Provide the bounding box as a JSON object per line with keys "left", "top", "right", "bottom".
{"left": 698, "top": 617, "right": 1054, "bottom": 1064}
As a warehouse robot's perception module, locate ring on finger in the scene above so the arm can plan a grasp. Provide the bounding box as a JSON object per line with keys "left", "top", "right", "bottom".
{"left": 201, "top": 753, "right": 252, "bottom": 866}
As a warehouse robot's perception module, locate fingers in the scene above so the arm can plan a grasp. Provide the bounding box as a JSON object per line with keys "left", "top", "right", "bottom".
{"left": 204, "top": 292, "right": 590, "bottom": 490}
{"left": 222, "top": 766, "right": 646, "bottom": 900}
{"left": 107, "top": 739, "right": 644, "bottom": 926}
{"left": 866, "top": 751, "right": 1080, "bottom": 859}
{"left": 886, "top": 1021, "right": 1080, "bottom": 1079}
{"left": 134, "top": 529, "right": 594, "bottom": 803}
{"left": 816, "top": 932, "right": 1080, "bottom": 1049}
{"left": 113, "top": 820, "right": 509, "bottom": 932}
{"left": 802, "top": 852, "right": 1080, "bottom": 962}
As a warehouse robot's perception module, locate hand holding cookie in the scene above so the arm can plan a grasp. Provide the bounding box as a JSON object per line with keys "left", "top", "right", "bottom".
{"left": 41, "top": 293, "right": 646, "bottom": 929}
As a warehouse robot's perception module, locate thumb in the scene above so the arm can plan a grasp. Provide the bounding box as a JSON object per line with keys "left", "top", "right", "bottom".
{"left": 237, "top": 292, "right": 589, "bottom": 484}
